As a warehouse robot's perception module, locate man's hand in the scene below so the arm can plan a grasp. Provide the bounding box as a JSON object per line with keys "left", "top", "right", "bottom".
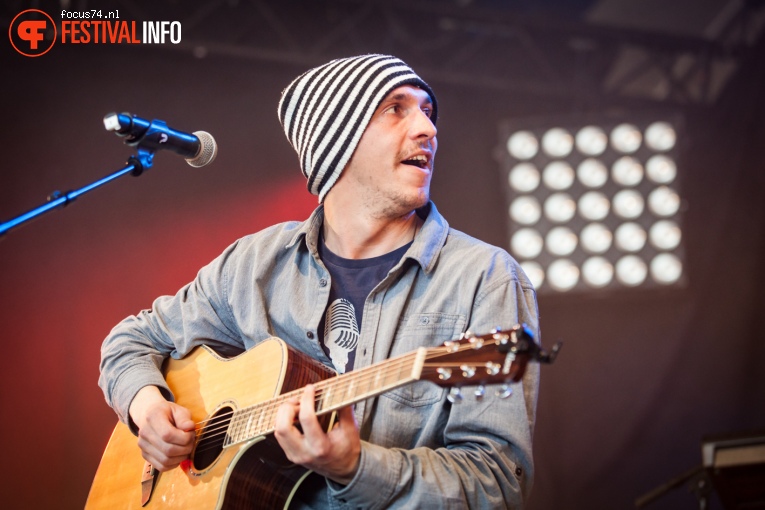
{"left": 274, "top": 384, "right": 361, "bottom": 485}
{"left": 129, "top": 385, "right": 195, "bottom": 472}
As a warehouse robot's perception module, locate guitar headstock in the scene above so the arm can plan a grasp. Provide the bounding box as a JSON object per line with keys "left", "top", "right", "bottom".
{"left": 420, "top": 324, "right": 561, "bottom": 401}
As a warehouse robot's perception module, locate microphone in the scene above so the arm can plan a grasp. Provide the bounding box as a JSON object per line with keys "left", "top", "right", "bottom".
{"left": 103, "top": 112, "right": 218, "bottom": 168}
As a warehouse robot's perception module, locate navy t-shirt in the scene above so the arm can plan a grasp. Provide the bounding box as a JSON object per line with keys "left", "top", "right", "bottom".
{"left": 317, "top": 238, "right": 411, "bottom": 373}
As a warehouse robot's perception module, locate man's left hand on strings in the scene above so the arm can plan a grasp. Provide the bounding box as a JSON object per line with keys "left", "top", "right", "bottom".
{"left": 274, "top": 384, "right": 361, "bottom": 485}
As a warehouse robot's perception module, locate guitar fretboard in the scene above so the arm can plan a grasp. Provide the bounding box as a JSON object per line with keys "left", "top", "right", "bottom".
{"left": 223, "top": 347, "right": 427, "bottom": 447}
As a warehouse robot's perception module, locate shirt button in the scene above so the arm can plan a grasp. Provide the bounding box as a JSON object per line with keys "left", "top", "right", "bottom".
{"left": 515, "top": 466, "right": 523, "bottom": 477}
{"left": 319, "top": 278, "right": 327, "bottom": 287}
{"left": 418, "top": 315, "right": 430, "bottom": 325}
{"left": 306, "top": 331, "right": 314, "bottom": 339}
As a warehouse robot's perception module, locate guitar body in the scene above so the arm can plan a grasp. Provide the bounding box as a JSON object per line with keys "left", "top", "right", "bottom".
{"left": 86, "top": 338, "right": 336, "bottom": 510}
{"left": 86, "top": 325, "right": 552, "bottom": 509}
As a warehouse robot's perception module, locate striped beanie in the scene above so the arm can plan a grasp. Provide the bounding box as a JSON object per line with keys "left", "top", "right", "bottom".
{"left": 278, "top": 54, "right": 438, "bottom": 202}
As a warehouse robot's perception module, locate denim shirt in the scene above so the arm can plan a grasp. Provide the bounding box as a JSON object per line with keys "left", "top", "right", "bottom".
{"left": 99, "top": 201, "right": 541, "bottom": 509}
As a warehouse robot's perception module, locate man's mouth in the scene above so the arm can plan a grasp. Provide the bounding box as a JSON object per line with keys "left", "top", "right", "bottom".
{"left": 401, "top": 154, "right": 430, "bottom": 169}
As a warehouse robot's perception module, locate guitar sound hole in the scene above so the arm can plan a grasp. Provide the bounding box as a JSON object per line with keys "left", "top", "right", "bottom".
{"left": 192, "top": 405, "right": 233, "bottom": 470}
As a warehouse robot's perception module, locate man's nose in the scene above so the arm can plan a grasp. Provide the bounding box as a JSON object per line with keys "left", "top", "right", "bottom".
{"left": 412, "top": 109, "right": 437, "bottom": 141}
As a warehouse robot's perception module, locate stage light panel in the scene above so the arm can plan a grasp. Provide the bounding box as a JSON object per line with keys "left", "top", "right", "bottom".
{"left": 499, "top": 115, "right": 686, "bottom": 293}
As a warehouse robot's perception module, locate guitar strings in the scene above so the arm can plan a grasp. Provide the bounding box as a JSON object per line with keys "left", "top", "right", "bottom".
{"left": 188, "top": 352, "right": 422, "bottom": 456}
{"left": 190, "top": 350, "right": 423, "bottom": 450}
{"left": 189, "top": 337, "right": 505, "bottom": 455}
{"left": 188, "top": 338, "right": 505, "bottom": 457}
{"left": 191, "top": 344, "right": 437, "bottom": 431}
{"left": 188, "top": 338, "right": 503, "bottom": 456}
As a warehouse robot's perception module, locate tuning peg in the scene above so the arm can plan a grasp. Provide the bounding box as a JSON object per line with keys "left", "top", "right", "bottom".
{"left": 474, "top": 385, "right": 485, "bottom": 400}
{"left": 494, "top": 332, "right": 510, "bottom": 346}
{"left": 447, "top": 387, "right": 463, "bottom": 403}
{"left": 460, "top": 365, "right": 476, "bottom": 378}
{"left": 437, "top": 368, "right": 452, "bottom": 381}
{"left": 485, "top": 362, "right": 501, "bottom": 375}
{"left": 443, "top": 340, "right": 460, "bottom": 353}
{"left": 496, "top": 384, "right": 513, "bottom": 399}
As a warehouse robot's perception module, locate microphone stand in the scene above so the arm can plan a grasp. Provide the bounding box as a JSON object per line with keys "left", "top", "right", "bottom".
{"left": 0, "top": 147, "right": 155, "bottom": 237}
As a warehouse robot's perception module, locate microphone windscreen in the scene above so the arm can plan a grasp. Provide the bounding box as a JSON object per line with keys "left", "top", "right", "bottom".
{"left": 187, "top": 131, "right": 218, "bottom": 168}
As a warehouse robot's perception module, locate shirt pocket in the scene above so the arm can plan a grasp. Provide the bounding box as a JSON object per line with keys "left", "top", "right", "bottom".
{"left": 383, "top": 312, "right": 466, "bottom": 406}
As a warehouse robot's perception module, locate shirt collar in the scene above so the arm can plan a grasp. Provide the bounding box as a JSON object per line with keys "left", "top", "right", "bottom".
{"left": 285, "top": 205, "right": 324, "bottom": 253}
{"left": 284, "top": 201, "right": 449, "bottom": 274}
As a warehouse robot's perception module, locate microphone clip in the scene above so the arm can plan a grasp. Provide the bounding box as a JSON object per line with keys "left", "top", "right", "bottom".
{"left": 127, "top": 147, "right": 156, "bottom": 177}
{"left": 122, "top": 117, "right": 190, "bottom": 154}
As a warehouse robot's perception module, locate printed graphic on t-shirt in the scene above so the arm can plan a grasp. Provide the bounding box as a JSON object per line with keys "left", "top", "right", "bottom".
{"left": 323, "top": 298, "right": 359, "bottom": 373}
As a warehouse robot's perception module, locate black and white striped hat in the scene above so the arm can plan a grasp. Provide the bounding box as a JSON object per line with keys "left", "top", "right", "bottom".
{"left": 278, "top": 54, "right": 438, "bottom": 202}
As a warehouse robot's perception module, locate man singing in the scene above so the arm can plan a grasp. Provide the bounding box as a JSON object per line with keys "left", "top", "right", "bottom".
{"left": 100, "top": 54, "right": 541, "bottom": 509}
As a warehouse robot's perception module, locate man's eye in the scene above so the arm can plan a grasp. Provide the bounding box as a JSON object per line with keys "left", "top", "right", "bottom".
{"left": 422, "top": 107, "right": 432, "bottom": 118}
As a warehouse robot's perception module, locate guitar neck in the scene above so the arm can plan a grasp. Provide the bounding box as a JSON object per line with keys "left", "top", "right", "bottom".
{"left": 224, "top": 347, "right": 426, "bottom": 446}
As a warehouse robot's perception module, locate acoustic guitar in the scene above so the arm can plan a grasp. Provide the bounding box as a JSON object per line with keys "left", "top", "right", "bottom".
{"left": 85, "top": 324, "right": 558, "bottom": 509}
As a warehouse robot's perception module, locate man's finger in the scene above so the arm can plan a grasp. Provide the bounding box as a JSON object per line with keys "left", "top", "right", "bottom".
{"left": 274, "top": 397, "right": 302, "bottom": 442}
{"left": 298, "top": 384, "right": 325, "bottom": 438}
{"left": 150, "top": 414, "right": 195, "bottom": 448}
{"left": 171, "top": 403, "right": 196, "bottom": 433}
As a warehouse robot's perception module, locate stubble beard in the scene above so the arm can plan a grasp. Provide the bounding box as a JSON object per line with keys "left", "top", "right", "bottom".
{"left": 367, "top": 184, "right": 429, "bottom": 220}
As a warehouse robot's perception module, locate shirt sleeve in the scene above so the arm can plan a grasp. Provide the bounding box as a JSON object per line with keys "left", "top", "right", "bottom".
{"left": 98, "top": 239, "right": 246, "bottom": 429}
{"left": 328, "top": 273, "right": 541, "bottom": 509}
